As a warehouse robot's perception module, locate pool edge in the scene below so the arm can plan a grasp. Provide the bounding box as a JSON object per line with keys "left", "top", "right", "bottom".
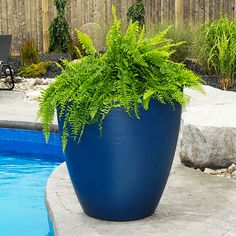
{"left": 0, "top": 120, "right": 58, "bottom": 132}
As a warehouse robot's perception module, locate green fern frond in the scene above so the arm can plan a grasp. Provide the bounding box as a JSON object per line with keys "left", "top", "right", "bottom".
{"left": 76, "top": 30, "right": 97, "bottom": 56}
{"left": 149, "top": 27, "right": 171, "bottom": 46}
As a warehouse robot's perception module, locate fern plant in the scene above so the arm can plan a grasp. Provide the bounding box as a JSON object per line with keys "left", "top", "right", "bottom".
{"left": 48, "top": 0, "right": 71, "bottom": 52}
{"left": 38, "top": 7, "right": 204, "bottom": 150}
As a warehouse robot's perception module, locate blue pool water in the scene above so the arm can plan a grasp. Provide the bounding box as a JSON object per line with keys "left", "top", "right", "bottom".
{"left": 0, "top": 128, "right": 64, "bottom": 236}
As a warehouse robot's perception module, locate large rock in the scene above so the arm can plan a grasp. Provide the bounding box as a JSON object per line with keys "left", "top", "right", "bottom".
{"left": 180, "top": 85, "right": 236, "bottom": 169}
{"left": 80, "top": 23, "right": 105, "bottom": 52}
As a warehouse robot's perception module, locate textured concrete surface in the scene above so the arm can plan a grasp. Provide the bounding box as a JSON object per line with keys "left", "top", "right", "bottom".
{"left": 0, "top": 91, "right": 38, "bottom": 121}
{"left": 180, "top": 86, "right": 236, "bottom": 168}
{"left": 0, "top": 91, "right": 57, "bottom": 131}
{"left": 46, "top": 154, "right": 236, "bottom": 236}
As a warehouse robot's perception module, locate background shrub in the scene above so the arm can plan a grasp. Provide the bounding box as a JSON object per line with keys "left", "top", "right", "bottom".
{"left": 167, "top": 25, "right": 196, "bottom": 63}
{"left": 127, "top": 0, "right": 145, "bottom": 28}
{"left": 20, "top": 38, "right": 40, "bottom": 66}
{"left": 49, "top": 0, "right": 71, "bottom": 52}
{"left": 18, "top": 61, "right": 53, "bottom": 78}
{"left": 146, "top": 24, "right": 196, "bottom": 63}
{"left": 196, "top": 16, "right": 236, "bottom": 90}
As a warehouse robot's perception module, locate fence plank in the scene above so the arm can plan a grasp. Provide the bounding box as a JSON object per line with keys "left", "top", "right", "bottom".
{"left": 234, "top": 0, "right": 236, "bottom": 17}
{"left": 205, "top": 0, "right": 209, "bottom": 21}
{"left": 175, "top": 0, "right": 184, "bottom": 26}
{"left": 42, "top": 0, "right": 49, "bottom": 52}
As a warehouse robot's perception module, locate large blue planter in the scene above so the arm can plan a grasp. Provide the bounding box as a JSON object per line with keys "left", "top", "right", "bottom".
{"left": 57, "top": 100, "right": 182, "bottom": 221}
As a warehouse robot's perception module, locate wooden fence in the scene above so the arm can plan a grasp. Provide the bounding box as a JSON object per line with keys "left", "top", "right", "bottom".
{"left": 1, "top": 0, "right": 236, "bottom": 53}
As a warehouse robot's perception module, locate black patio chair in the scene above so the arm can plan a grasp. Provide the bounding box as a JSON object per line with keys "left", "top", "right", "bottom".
{"left": 0, "top": 35, "right": 14, "bottom": 90}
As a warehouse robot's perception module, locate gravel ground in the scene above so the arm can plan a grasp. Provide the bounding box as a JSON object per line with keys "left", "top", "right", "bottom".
{"left": 202, "top": 74, "right": 236, "bottom": 92}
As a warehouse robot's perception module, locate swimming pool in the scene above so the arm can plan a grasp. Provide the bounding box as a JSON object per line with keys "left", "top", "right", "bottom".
{"left": 0, "top": 128, "right": 64, "bottom": 236}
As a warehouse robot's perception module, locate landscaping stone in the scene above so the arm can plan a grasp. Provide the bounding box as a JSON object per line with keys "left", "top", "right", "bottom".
{"left": 203, "top": 166, "right": 236, "bottom": 179}
{"left": 228, "top": 163, "right": 236, "bottom": 173}
{"left": 80, "top": 22, "right": 105, "bottom": 52}
{"left": 12, "top": 78, "right": 55, "bottom": 103}
{"left": 180, "top": 85, "right": 236, "bottom": 169}
{"left": 204, "top": 168, "right": 216, "bottom": 174}
{"left": 33, "top": 78, "right": 49, "bottom": 86}
{"left": 5, "top": 76, "right": 23, "bottom": 83}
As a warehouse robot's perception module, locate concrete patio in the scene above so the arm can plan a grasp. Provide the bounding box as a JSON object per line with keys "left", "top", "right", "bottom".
{"left": 0, "top": 91, "right": 57, "bottom": 131}
{"left": 1, "top": 90, "right": 236, "bottom": 236}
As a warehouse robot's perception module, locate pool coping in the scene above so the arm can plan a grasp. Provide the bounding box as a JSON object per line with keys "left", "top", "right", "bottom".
{"left": 0, "top": 120, "right": 58, "bottom": 132}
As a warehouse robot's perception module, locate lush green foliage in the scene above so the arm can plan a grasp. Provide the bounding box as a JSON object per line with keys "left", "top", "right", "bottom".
{"left": 20, "top": 38, "right": 40, "bottom": 66}
{"left": 38, "top": 7, "right": 203, "bottom": 150}
{"left": 49, "top": 0, "right": 71, "bottom": 52}
{"left": 147, "top": 23, "right": 196, "bottom": 63}
{"left": 54, "top": 0, "right": 67, "bottom": 10}
{"left": 127, "top": 0, "right": 145, "bottom": 28}
{"left": 196, "top": 16, "right": 236, "bottom": 89}
{"left": 164, "top": 24, "right": 195, "bottom": 63}
{"left": 18, "top": 61, "right": 53, "bottom": 77}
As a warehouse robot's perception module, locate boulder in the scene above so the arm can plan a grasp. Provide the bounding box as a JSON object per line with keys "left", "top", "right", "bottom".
{"left": 80, "top": 23, "right": 105, "bottom": 52}
{"left": 180, "top": 85, "right": 236, "bottom": 169}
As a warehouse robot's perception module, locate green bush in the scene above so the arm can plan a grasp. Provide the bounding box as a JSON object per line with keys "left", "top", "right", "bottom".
{"left": 196, "top": 16, "right": 236, "bottom": 90}
{"left": 127, "top": 0, "right": 145, "bottom": 28}
{"left": 20, "top": 38, "right": 40, "bottom": 66}
{"left": 18, "top": 61, "right": 53, "bottom": 78}
{"left": 38, "top": 7, "right": 203, "bottom": 150}
{"left": 167, "top": 25, "right": 196, "bottom": 63}
{"left": 49, "top": 0, "right": 71, "bottom": 52}
{"left": 146, "top": 24, "right": 196, "bottom": 63}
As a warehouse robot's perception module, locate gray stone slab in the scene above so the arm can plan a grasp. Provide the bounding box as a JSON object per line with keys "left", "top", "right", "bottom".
{"left": 46, "top": 153, "right": 236, "bottom": 236}
{"left": 180, "top": 86, "right": 236, "bottom": 168}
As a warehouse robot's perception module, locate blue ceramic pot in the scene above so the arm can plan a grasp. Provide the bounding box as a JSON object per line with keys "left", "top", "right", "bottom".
{"left": 57, "top": 100, "right": 182, "bottom": 221}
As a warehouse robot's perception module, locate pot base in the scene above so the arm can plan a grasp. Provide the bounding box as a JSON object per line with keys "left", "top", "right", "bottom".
{"left": 83, "top": 209, "right": 156, "bottom": 222}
